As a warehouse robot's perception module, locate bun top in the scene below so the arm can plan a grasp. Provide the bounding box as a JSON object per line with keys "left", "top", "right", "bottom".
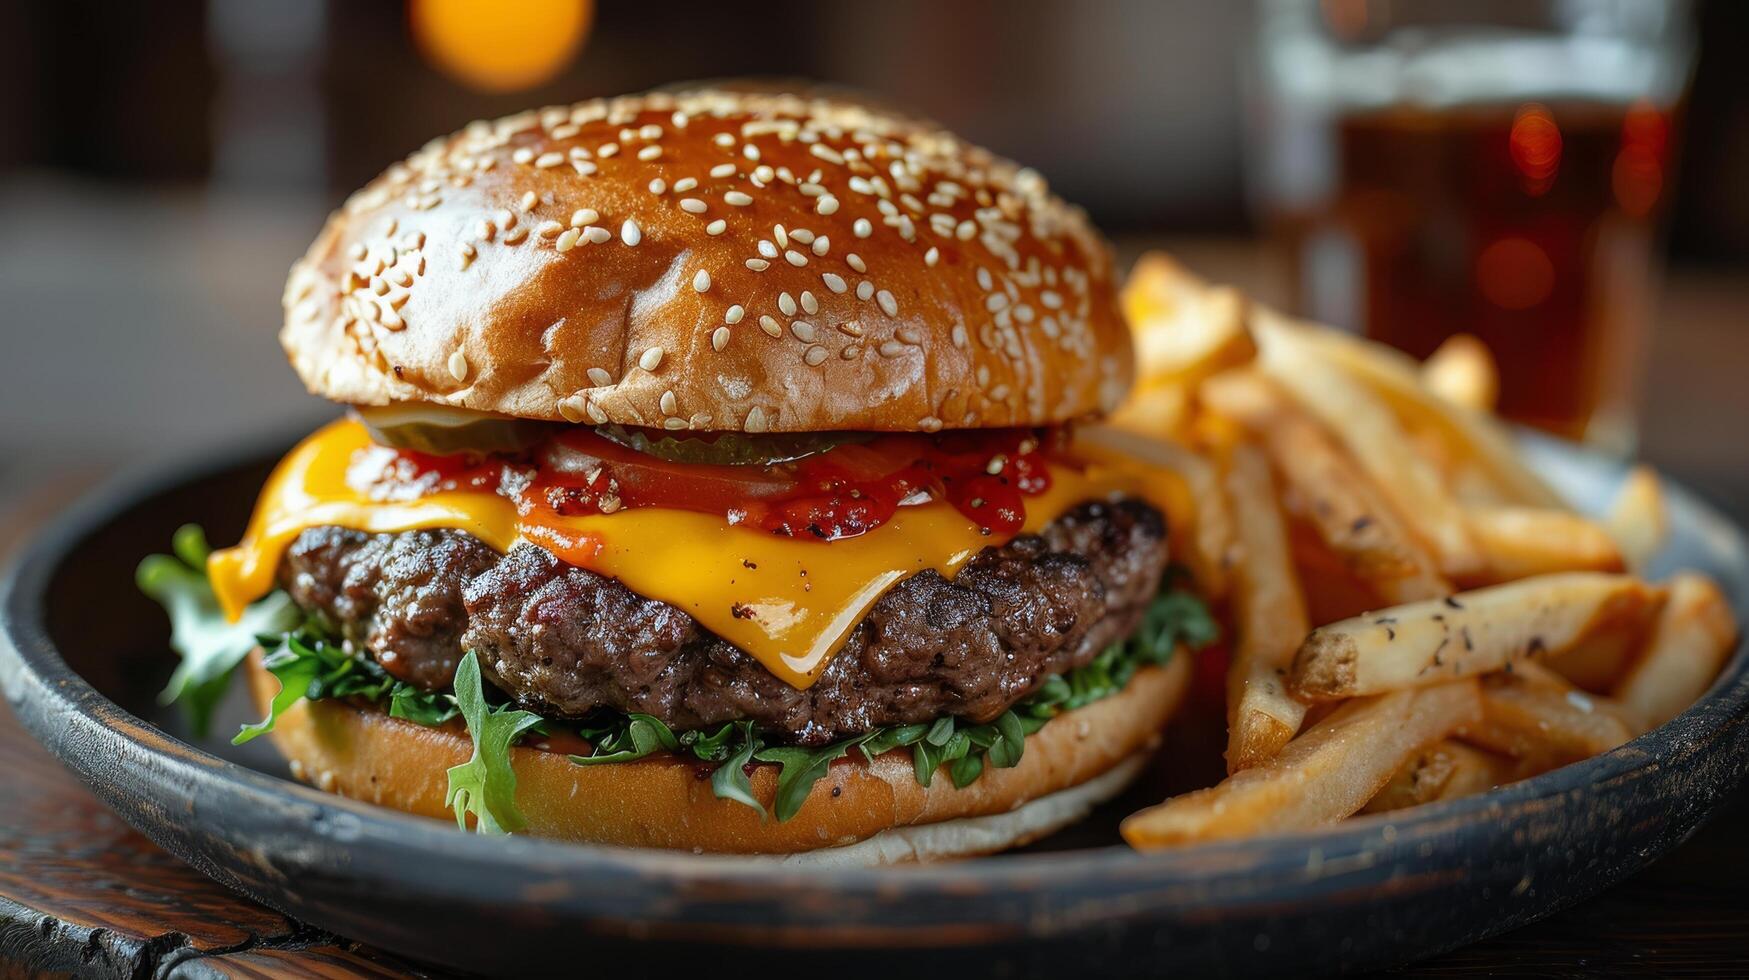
{"left": 282, "top": 87, "right": 1131, "bottom": 433}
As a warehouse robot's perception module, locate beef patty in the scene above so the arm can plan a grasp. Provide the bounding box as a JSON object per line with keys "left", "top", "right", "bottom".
{"left": 276, "top": 498, "right": 1169, "bottom": 745}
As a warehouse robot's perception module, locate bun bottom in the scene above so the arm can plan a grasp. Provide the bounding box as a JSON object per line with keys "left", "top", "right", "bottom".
{"left": 248, "top": 652, "right": 1190, "bottom": 861}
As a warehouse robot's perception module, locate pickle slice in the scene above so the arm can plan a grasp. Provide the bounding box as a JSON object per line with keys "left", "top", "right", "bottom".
{"left": 592, "top": 424, "right": 871, "bottom": 466}
{"left": 352, "top": 404, "right": 558, "bottom": 455}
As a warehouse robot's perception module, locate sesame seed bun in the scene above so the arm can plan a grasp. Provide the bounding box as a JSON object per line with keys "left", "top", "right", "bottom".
{"left": 247, "top": 651, "right": 1189, "bottom": 861}
{"left": 281, "top": 87, "right": 1131, "bottom": 433}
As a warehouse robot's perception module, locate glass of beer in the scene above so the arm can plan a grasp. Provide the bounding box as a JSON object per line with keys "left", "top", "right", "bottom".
{"left": 1247, "top": 0, "right": 1695, "bottom": 451}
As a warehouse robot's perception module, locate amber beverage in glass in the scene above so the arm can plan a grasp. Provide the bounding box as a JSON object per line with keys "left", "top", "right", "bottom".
{"left": 1249, "top": 0, "right": 1694, "bottom": 451}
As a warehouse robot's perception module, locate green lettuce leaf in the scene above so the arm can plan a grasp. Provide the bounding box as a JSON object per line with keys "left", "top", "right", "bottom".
{"left": 444, "top": 651, "right": 542, "bottom": 835}
{"left": 137, "top": 525, "right": 301, "bottom": 737}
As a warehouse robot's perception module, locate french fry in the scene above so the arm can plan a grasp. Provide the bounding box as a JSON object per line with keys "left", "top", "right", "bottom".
{"left": 1122, "top": 681, "right": 1481, "bottom": 848}
{"left": 1421, "top": 334, "right": 1499, "bottom": 413}
{"left": 1201, "top": 371, "right": 1452, "bottom": 605}
{"left": 1466, "top": 506, "right": 1626, "bottom": 583}
{"left": 1122, "top": 253, "right": 1256, "bottom": 388}
{"left": 1361, "top": 739, "right": 1520, "bottom": 814}
{"left": 1250, "top": 306, "right": 1562, "bottom": 508}
{"left": 1076, "top": 424, "right": 1235, "bottom": 601}
{"left": 1614, "top": 573, "right": 1739, "bottom": 729}
{"left": 1459, "top": 668, "right": 1638, "bottom": 766}
{"left": 1110, "top": 381, "right": 1193, "bottom": 441}
{"left": 1607, "top": 465, "right": 1668, "bottom": 573}
{"left": 1259, "top": 337, "right": 1484, "bottom": 579}
{"left": 1291, "top": 573, "right": 1667, "bottom": 700}
{"left": 1222, "top": 445, "right": 1310, "bottom": 773}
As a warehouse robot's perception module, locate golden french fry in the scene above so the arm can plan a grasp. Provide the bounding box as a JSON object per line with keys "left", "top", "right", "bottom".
{"left": 1291, "top": 573, "right": 1667, "bottom": 700}
{"left": 1465, "top": 506, "right": 1626, "bottom": 584}
{"left": 1421, "top": 334, "right": 1499, "bottom": 413}
{"left": 1201, "top": 371, "right": 1451, "bottom": 605}
{"left": 1361, "top": 739, "right": 1520, "bottom": 813}
{"left": 1221, "top": 445, "right": 1310, "bottom": 773}
{"left": 1075, "top": 423, "right": 1235, "bottom": 601}
{"left": 1110, "top": 381, "right": 1193, "bottom": 441}
{"left": 1459, "top": 668, "right": 1638, "bottom": 765}
{"left": 1122, "top": 681, "right": 1481, "bottom": 848}
{"left": 1614, "top": 573, "right": 1739, "bottom": 729}
{"left": 1122, "top": 253, "right": 1257, "bottom": 388}
{"left": 1607, "top": 465, "right": 1668, "bottom": 573}
{"left": 1250, "top": 306, "right": 1562, "bottom": 508}
{"left": 1258, "top": 336, "right": 1484, "bottom": 579}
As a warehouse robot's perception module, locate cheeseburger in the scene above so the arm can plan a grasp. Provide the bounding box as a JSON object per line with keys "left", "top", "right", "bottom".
{"left": 140, "top": 87, "right": 1214, "bottom": 862}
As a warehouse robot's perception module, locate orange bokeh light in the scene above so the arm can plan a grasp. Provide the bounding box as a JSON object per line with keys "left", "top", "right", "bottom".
{"left": 1476, "top": 237, "right": 1555, "bottom": 311}
{"left": 1508, "top": 103, "right": 1562, "bottom": 196}
{"left": 1613, "top": 100, "right": 1668, "bottom": 218}
{"left": 410, "top": 0, "right": 593, "bottom": 93}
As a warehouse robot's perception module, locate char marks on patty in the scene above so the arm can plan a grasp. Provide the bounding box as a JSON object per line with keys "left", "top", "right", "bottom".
{"left": 276, "top": 499, "right": 1168, "bottom": 745}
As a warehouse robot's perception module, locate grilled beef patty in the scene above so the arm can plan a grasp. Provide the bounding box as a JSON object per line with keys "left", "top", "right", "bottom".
{"left": 276, "top": 498, "right": 1169, "bottom": 745}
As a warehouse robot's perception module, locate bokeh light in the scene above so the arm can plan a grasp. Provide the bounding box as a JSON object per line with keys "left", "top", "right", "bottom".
{"left": 410, "top": 0, "right": 593, "bottom": 93}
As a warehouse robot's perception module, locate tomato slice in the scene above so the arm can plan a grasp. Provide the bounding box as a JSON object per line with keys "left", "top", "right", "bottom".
{"left": 541, "top": 429, "right": 803, "bottom": 508}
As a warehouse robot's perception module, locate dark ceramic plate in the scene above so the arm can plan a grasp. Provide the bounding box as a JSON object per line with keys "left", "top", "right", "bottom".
{"left": 2, "top": 431, "right": 1746, "bottom": 978}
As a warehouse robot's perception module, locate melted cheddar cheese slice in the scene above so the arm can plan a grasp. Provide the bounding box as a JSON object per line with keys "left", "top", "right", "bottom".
{"left": 209, "top": 419, "right": 1155, "bottom": 689}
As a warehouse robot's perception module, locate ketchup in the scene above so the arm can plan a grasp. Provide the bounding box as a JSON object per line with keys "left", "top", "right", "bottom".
{"left": 349, "top": 427, "right": 1063, "bottom": 541}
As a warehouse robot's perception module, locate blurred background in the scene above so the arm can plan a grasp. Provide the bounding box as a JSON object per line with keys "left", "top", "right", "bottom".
{"left": 0, "top": 0, "right": 1745, "bottom": 520}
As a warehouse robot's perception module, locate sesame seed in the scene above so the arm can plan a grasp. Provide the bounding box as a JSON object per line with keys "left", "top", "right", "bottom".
{"left": 502, "top": 226, "right": 528, "bottom": 244}
{"left": 660, "top": 389, "right": 677, "bottom": 414}
{"left": 800, "top": 291, "right": 819, "bottom": 315}
{"left": 347, "top": 242, "right": 368, "bottom": 261}
{"left": 853, "top": 218, "right": 873, "bottom": 238}
{"left": 758, "top": 240, "right": 778, "bottom": 259}
{"left": 877, "top": 290, "right": 899, "bottom": 316}
{"left": 977, "top": 268, "right": 994, "bottom": 290}
{"left": 742, "top": 144, "right": 761, "bottom": 161}
{"left": 640, "top": 124, "right": 662, "bottom": 139}
{"left": 477, "top": 219, "right": 496, "bottom": 241}
{"left": 706, "top": 220, "right": 727, "bottom": 235}
{"left": 804, "top": 345, "right": 828, "bottom": 366}
{"left": 693, "top": 269, "right": 711, "bottom": 293}
{"left": 558, "top": 396, "right": 586, "bottom": 423}
{"left": 822, "top": 273, "right": 847, "bottom": 293}
{"left": 957, "top": 220, "right": 977, "bottom": 240}
{"left": 985, "top": 293, "right": 1009, "bottom": 312}
{"left": 745, "top": 406, "right": 769, "bottom": 432}
{"left": 713, "top": 133, "right": 735, "bottom": 148}
{"left": 620, "top": 219, "right": 641, "bottom": 246}
{"left": 791, "top": 320, "right": 817, "bottom": 342}
{"left": 572, "top": 160, "right": 598, "bottom": 176}
{"left": 673, "top": 177, "right": 698, "bottom": 192}
{"left": 662, "top": 418, "right": 685, "bottom": 432}
{"left": 512, "top": 147, "right": 535, "bottom": 164}
{"left": 448, "top": 350, "right": 470, "bottom": 381}
{"left": 847, "top": 253, "right": 867, "bottom": 273}
{"left": 571, "top": 208, "right": 599, "bottom": 227}
{"left": 745, "top": 258, "right": 770, "bottom": 271}
{"left": 555, "top": 228, "right": 581, "bottom": 252}
{"left": 812, "top": 236, "right": 830, "bottom": 256}
{"left": 879, "top": 340, "right": 905, "bottom": 357}
{"left": 583, "top": 225, "right": 611, "bottom": 244}
{"left": 759, "top": 315, "right": 782, "bottom": 337}
{"left": 724, "top": 191, "right": 753, "bottom": 207}
{"left": 842, "top": 345, "right": 862, "bottom": 359}
{"left": 779, "top": 292, "right": 797, "bottom": 316}
{"left": 520, "top": 191, "right": 539, "bottom": 211}
{"left": 857, "top": 281, "right": 874, "bottom": 301}
{"left": 809, "top": 143, "right": 845, "bottom": 165}
{"left": 816, "top": 196, "right": 840, "bottom": 216}
{"left": 774, "top": 225, "right": 788, "bottom": 248}
{"left": 637, "top": 145, "right": 662, "bottom": 161}
{"left": 710, "top": 163, "right": 737, "bottom": 178}
{"left": 648, "top": 178, "right": 667, "bottom": 194}
{"left": 725, "top": 304, "right": 745, "bottom": 324}
{"left": 679, "top": 197, "right": 707, "bottom": 213}
{"left": 535, "top": 152, "right": 563, "bottom": 169}
{"left": 925, "top": 247, "right": 940, "bottom": 267}
{"left": 598, "top": 142, "right": 619, "bottom": 157}
{"left": 711, "top": 327, "right": 730, "bottom": 351}
{"left": 639, "top": 346, "right": 664, "bottom": 372}
{"left": 537, "top": 220, "right": 564, "bottom": 238}
{"left": 784, "top": 250, "right": 808, "bottom": 267}
{"left": 587, "top": 367, "right": 612, "bottom": 386}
